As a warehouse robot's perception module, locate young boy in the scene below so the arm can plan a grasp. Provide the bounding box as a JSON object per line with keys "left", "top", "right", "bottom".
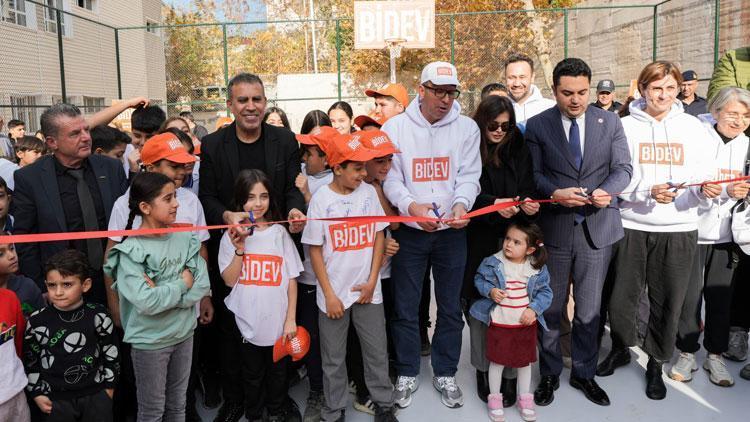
{"left": 302, "top": 131, "right": 398, "bottom": 422}
{"left": 7, "top": 120, "right": 25, "bottom": 142}
{"left": 0, "top": 288, "right": 30, "bottom": 421}
{"left": 295, "top": 125, "right": 338, "bottom": 204}
{"left": 125, "top": 105, "right": 166, "bottom": 177}
{"left": 0, "top": 136, "right": 45, "bottom": 192}
{"left": 0, "top": 236, "right": 45, "bottom": 318}
{"left": 365, "top": 84, "right": 409, "bottom": 120}
{"left": 354, "top": 113, "right": 387, "bottom": 132}
{"left": 24, "top": 249, "right": 120, "bottom": 421}
{"left": 91, "top": 125, "right": 131, "bottom": 163}
{"left": 0, "top": 178, "right": 13, "bottom": 232}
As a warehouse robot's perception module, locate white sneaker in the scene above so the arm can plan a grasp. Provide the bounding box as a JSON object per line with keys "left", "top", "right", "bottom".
{"left": 704, "top": 354, "right": 734, "bottom": 387}
{"left": 724, "top": 328, "right": 749, "bottom": 362}
{"left": 394, "top": 376, "right": 418, "bottom": 408}
{"left": 668, "top": 352, "right": 698, "bottom": 382}
{"left": 432, "top": 376, "right": 464, "bottom": 408}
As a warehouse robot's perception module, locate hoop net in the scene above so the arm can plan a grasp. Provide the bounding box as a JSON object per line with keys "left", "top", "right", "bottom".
{"left": 385, "top": 38, "right": 407, "bottom": 59}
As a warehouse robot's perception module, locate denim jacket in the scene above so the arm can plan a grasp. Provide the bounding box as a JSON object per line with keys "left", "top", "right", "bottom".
{"left": 469, "top": 254, "right": 553, "bottom": 330}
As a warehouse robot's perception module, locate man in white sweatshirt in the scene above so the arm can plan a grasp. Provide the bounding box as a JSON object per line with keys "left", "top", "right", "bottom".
{"left": 382, "top": 61, "right": 481, "bottom": 410}
{"left": 504, "top": 53, "right": 556, "bottom": 123}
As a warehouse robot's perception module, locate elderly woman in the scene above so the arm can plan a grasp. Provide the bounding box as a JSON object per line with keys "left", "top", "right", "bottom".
{"left": 669, "top": 87, "right": 750, "bottom": 387}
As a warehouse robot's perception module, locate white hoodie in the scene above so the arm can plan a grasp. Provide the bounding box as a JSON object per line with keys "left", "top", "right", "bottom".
{"left": 382, "top": 97, "right": 481, "bottom": 230}
{"left": 511, "top": 85, "right": 556, "bottom": 123}
{"left": 695, "top": 113, "right": 750, "bottom": 244}
{"left": 618, "top": 98, "right": 715, "bottom": 232}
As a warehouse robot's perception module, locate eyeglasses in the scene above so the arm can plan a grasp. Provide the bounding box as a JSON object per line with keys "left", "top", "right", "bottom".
{"left": 722, "top": 112, "right": 750, "bottom": 124}
{"left": 487, "top": 121, "right": 513, "bottom": 132}
{"left": 422, "top": 84, "right": 461, "bottom": 99}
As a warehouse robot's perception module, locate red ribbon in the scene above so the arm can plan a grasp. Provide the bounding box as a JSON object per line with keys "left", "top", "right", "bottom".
{"left": 3, "top": 176, "right": 749, "bottom": 245}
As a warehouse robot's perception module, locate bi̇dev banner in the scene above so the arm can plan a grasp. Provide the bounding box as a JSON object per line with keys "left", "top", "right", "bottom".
{"left": 354, "top": 0, "right": 436, "bottom": 49}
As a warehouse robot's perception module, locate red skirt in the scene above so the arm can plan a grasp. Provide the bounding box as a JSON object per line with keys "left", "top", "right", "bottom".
{"left": 486, "top": 322, "right": 537, "bottom": 368}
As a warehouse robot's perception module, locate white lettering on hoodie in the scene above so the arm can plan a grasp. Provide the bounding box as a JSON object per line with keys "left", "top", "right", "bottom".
{"left": 511, "top": 85, "right": 556, "bottom": 123}
{"left": 382, "top": 97, "right": 481, "bottom": 230}
{"left": 618, "top": 98, "right": 716, "bottom": 232}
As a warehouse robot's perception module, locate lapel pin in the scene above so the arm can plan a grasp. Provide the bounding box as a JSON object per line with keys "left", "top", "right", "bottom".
{"left": 597, "top": 118, "right": 603, "bottom": 123}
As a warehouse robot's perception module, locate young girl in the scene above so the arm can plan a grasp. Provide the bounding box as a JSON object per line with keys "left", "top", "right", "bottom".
{"left": 470, "top": 222, "right": 552, "bottom": 422}
{"left": 218, "top": 169, "right": 303, "bottom": 421}
{"left": 103, "top": 172, "right": 210, "bottom": 422}
{"left": 328, "top": 101, "right": 354, "bottom": 134}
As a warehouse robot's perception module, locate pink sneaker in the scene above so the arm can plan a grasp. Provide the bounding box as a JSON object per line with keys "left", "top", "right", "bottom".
{"left": 518, "top": 393, "right": 537, "bottom": 421}
{"left": 487, "top": 393, "right": 505, "bottom": 422}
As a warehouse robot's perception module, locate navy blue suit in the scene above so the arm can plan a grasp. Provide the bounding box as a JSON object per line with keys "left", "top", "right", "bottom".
{"left": 526, "top": 105, "right": 631, "bottom": 379}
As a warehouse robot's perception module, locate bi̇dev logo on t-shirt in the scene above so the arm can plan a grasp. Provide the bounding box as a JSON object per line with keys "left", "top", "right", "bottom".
{"left": 638, "top": 143, "right": 684, "bottom": 165}
{"left": 239, "top": 254, "right": 283, "bottom": 286}
{"left": 412, "top": 157, "right": 450, "bottom": 182}
{"left": 719, "top": 168, "right": 742, "bottom": 179}
{"left": 328, "top": 222, "right": 376, "bottom": 252}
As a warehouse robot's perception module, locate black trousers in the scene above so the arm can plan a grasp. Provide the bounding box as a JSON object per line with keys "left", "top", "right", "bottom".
{"left": 112, "top": 328, "right": 137, "bottom": 422}
{"left": 730, "top": 252, "right": 750, "bottom": 329}
{"left": 296, "top": 283, "right": 324, "bottom": 392}
{"left": 43, "top": 390, "right": 112, "bottom": 422}
{"left": 676, "top": 243, "right": 739, "bottom": 354}
{"left": 217, "top": 288, "right": 244, "bottom": 404}
{"left": 609, "top": 229, "right": 697, "bottom": 361}
{"left": 239, "top": 341, "right": 289, "bottom": 419}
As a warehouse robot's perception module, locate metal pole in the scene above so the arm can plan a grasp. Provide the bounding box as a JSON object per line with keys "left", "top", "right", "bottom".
{"left": 223, "top": 24, "right": 230, "bottom": 116}
{"left": 115, "top": 29, "right": 123, "bottom": 99}
{"left": 714, "top": 0, "right": 721, "bottom": 65}
{"left": 336, "top": 19, "right": 342, "bottom": 101}
{"left": 56, "top": 9, "right": 67, "bottom": 103}
{"left": 309, "top": 0, "right": 318, "bottom": 73}
{"left": 563, "top": 8, "right": 569, "bottom": 59}
{"left": 450, "top": 14, "right": 455, "bottom": 65}
{"left": 652, "top": 5, "right": 658, "bottom": 62}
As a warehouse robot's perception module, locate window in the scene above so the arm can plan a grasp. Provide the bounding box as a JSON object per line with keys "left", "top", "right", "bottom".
{"left": 82, "top": 96, "right": 104, "bottom": 112}
{"left": 2, "top": 0, "right": 27, "bottom": 27}
{"left": 146, "top": 19, "right": 160, "bottom": 35}
{"left": 44, "top": 0, "right": 66, "bottom": 35}
{"left": 76, "top": 0, "right": 93, "bottom": 11}
{"left": 10, "top": 95, "right": 40, "bottom": 133}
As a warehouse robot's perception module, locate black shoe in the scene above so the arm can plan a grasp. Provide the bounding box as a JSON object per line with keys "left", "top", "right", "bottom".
{"left": 374, "top": 405, "right": 399, "bottom": 422}
{"left": 500, "top": 376, "right": 517, "bottom": 408}
{"left": 569, "top": 376, "right": 610, "bottom": 406}
{"left": 284, "top": 396, "right": 302, "bottom": 422}
{"left": 645, "top": 357, "right": 667, "bottom": 400}
{"left": 476, "top": 370, "right": 490, "bottom": 402}
{"left": 202, "top": 374, "right": 221, "bottom": 409}
{"left": 533, "top": 375, "right": 559, "bottom": 406}
{"left": 596, "top": 347, "right": 631, "bottom": 377}
{"left": 186, "top": 400, "right": 201, "bottom": 422}
{"left": 213, "top": 401, "right": 244, "bottom": 422}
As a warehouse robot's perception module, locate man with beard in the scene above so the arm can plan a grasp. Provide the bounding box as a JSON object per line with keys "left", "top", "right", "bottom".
{"left": 504, "top": 53, "right": 556, "bottom": 124}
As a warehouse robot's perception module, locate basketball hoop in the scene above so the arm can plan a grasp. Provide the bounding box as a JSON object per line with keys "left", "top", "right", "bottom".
{"left": 384, "top": 38, "right": 407, "bottom": 83}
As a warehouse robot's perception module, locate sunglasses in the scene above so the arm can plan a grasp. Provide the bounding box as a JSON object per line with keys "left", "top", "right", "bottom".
{"left": 422, "top": 84, "right": 461, "bottom": 99}
{"left": 487, "top": 121, "right": 513, "bottom": 132}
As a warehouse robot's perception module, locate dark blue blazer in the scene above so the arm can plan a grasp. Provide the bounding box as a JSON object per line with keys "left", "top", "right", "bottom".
{"left": 12, "top": 154, "right": 127, "bottom": 285}
{"left": 525, "top": 106, "right": 632, "bottom": 249}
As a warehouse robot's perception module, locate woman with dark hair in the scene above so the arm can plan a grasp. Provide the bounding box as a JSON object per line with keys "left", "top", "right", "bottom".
{"left": 300, "top": 110, "right": 332, "bottom": 135}
{"left": 328, "top": 101, "right": 354, "bottom": 134}
{"left": 464, "top": 95, "right": 539, "bottom": 408}
{"left": 264, "top": 106, "right": 291, "bottom": 130}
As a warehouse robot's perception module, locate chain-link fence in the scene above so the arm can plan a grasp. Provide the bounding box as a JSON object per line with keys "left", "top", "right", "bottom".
{"left": 0, "top": 0, "right": 735, "bottom": 133}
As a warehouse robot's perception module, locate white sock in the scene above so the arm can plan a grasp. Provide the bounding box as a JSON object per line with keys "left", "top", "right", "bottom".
{"left": 489, "top": 362, "right": 505, "bottom": 395}
{"left": 517, "top": 365, "right": 532, "bottom": 395}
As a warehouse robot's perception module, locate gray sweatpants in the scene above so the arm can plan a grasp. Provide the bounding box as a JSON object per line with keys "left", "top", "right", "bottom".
{"left": 131, "top": 336, "right": 193, "bottom": 422}
{"left": 319, "top": 303, "right": 393, "bottom": 421}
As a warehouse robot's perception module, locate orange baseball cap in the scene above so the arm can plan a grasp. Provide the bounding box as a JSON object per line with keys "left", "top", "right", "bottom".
{"left": 354, "top": 113, "right": 387, "bottom": 130}
{"left": 273, "top": 326, "right": 311, "bottom": 363}
{"left": 141, "top": 132, "right": 196, "bottom": 165}
{"left": 295, "top": 126, "right": 339, "bottom": 150}
{"left": 365, "top": 83, "right": 409, "bottom": 108}
{"left": 323, "top": 132, "right": 379, "bottom": 167}
{"left": 356, "top": 130, "right": 400, "bottom": 157}
{"left": 215, "top": 116, "right": 233, "bottom": 130}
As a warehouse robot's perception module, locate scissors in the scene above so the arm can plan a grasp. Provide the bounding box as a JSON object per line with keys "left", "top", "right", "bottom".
{"left": 667, "top": 181, "right": 686, "bottom": 193}
{"left": 574, "top": 187, "right": 590, "bottom": 199}
{"left": 431, "top": 202, "right": 445, "bottom": 220}
{"left": 246, "top": 211, "right": 256, "bottom": 236}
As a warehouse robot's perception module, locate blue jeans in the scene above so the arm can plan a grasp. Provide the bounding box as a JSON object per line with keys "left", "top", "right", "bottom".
{"left": 391, "top": 226, "right": 466, "bottom": 377}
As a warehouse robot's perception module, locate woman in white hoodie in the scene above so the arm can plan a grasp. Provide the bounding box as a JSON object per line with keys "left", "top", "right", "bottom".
{"left": 670, "top": 87, "right": 750, "bottom": 387}
{"left": 600, "top": 61, "right": 721, "bottom": 400}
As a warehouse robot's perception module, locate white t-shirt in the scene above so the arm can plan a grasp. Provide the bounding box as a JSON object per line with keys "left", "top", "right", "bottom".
{"left": 108, "top": 186, "right": 210, "bottom": 243}
{"left": 298, "top": 168, "right": 334, "bottom": 286}
{"left": 0, "top": 158, "right": 18, "bottom": 191}
{"left": 301, "top": 183, "right": 388, "bottom": 313}
{"left": 219, "top": 224, "right": 303, "bottom": 346}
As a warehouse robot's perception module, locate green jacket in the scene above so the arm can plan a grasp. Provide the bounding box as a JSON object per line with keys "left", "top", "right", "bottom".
{"left": 708, "top": 47, "right": 750, "bottom": 100}
{"left": 103, "top": 232, "right": 209, "bottom": 350}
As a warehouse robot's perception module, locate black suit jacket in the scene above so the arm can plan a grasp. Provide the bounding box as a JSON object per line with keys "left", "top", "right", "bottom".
{"left": 199, "top": 122, "right": 304, "bottom": 225}
{"left": 525, "top": 105, "right": 632, "bottom": 249}
{"left": 12, "top": 154, "right": 128, "bottom": 285}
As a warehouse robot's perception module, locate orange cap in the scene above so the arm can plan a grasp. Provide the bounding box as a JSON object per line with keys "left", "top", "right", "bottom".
{"left": 273, "top": 326, "right": 311, "bottom": 363}
{"left": 356, "top": 130, "right": 400, "bottom": 157}
{"left": 295, "top": 126, "right": 339, "bottom": 150}
{"left": 365, "top": 83, "right": 409, "bottom": 108}
{"left": 323, "top": 133, "right": 379, "bottom": 167}
{"left": 141, "top": 132, "right": 196, "bottom": 165}
{"left": 354, "top": 113, "right": 387, "bottom": 130}
{"left": 215, "top": 116, "right": 233, "bottom": 130}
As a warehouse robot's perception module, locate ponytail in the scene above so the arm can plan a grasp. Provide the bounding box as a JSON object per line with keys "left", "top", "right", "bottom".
{"left": 122, "top": 172, "right": 174, "bottom": 241}
{"left": 122, "top": 206, "right": 138, "bottom": 241}
{"left": 507, "top": 221, "right": 547, "bottom": 269}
